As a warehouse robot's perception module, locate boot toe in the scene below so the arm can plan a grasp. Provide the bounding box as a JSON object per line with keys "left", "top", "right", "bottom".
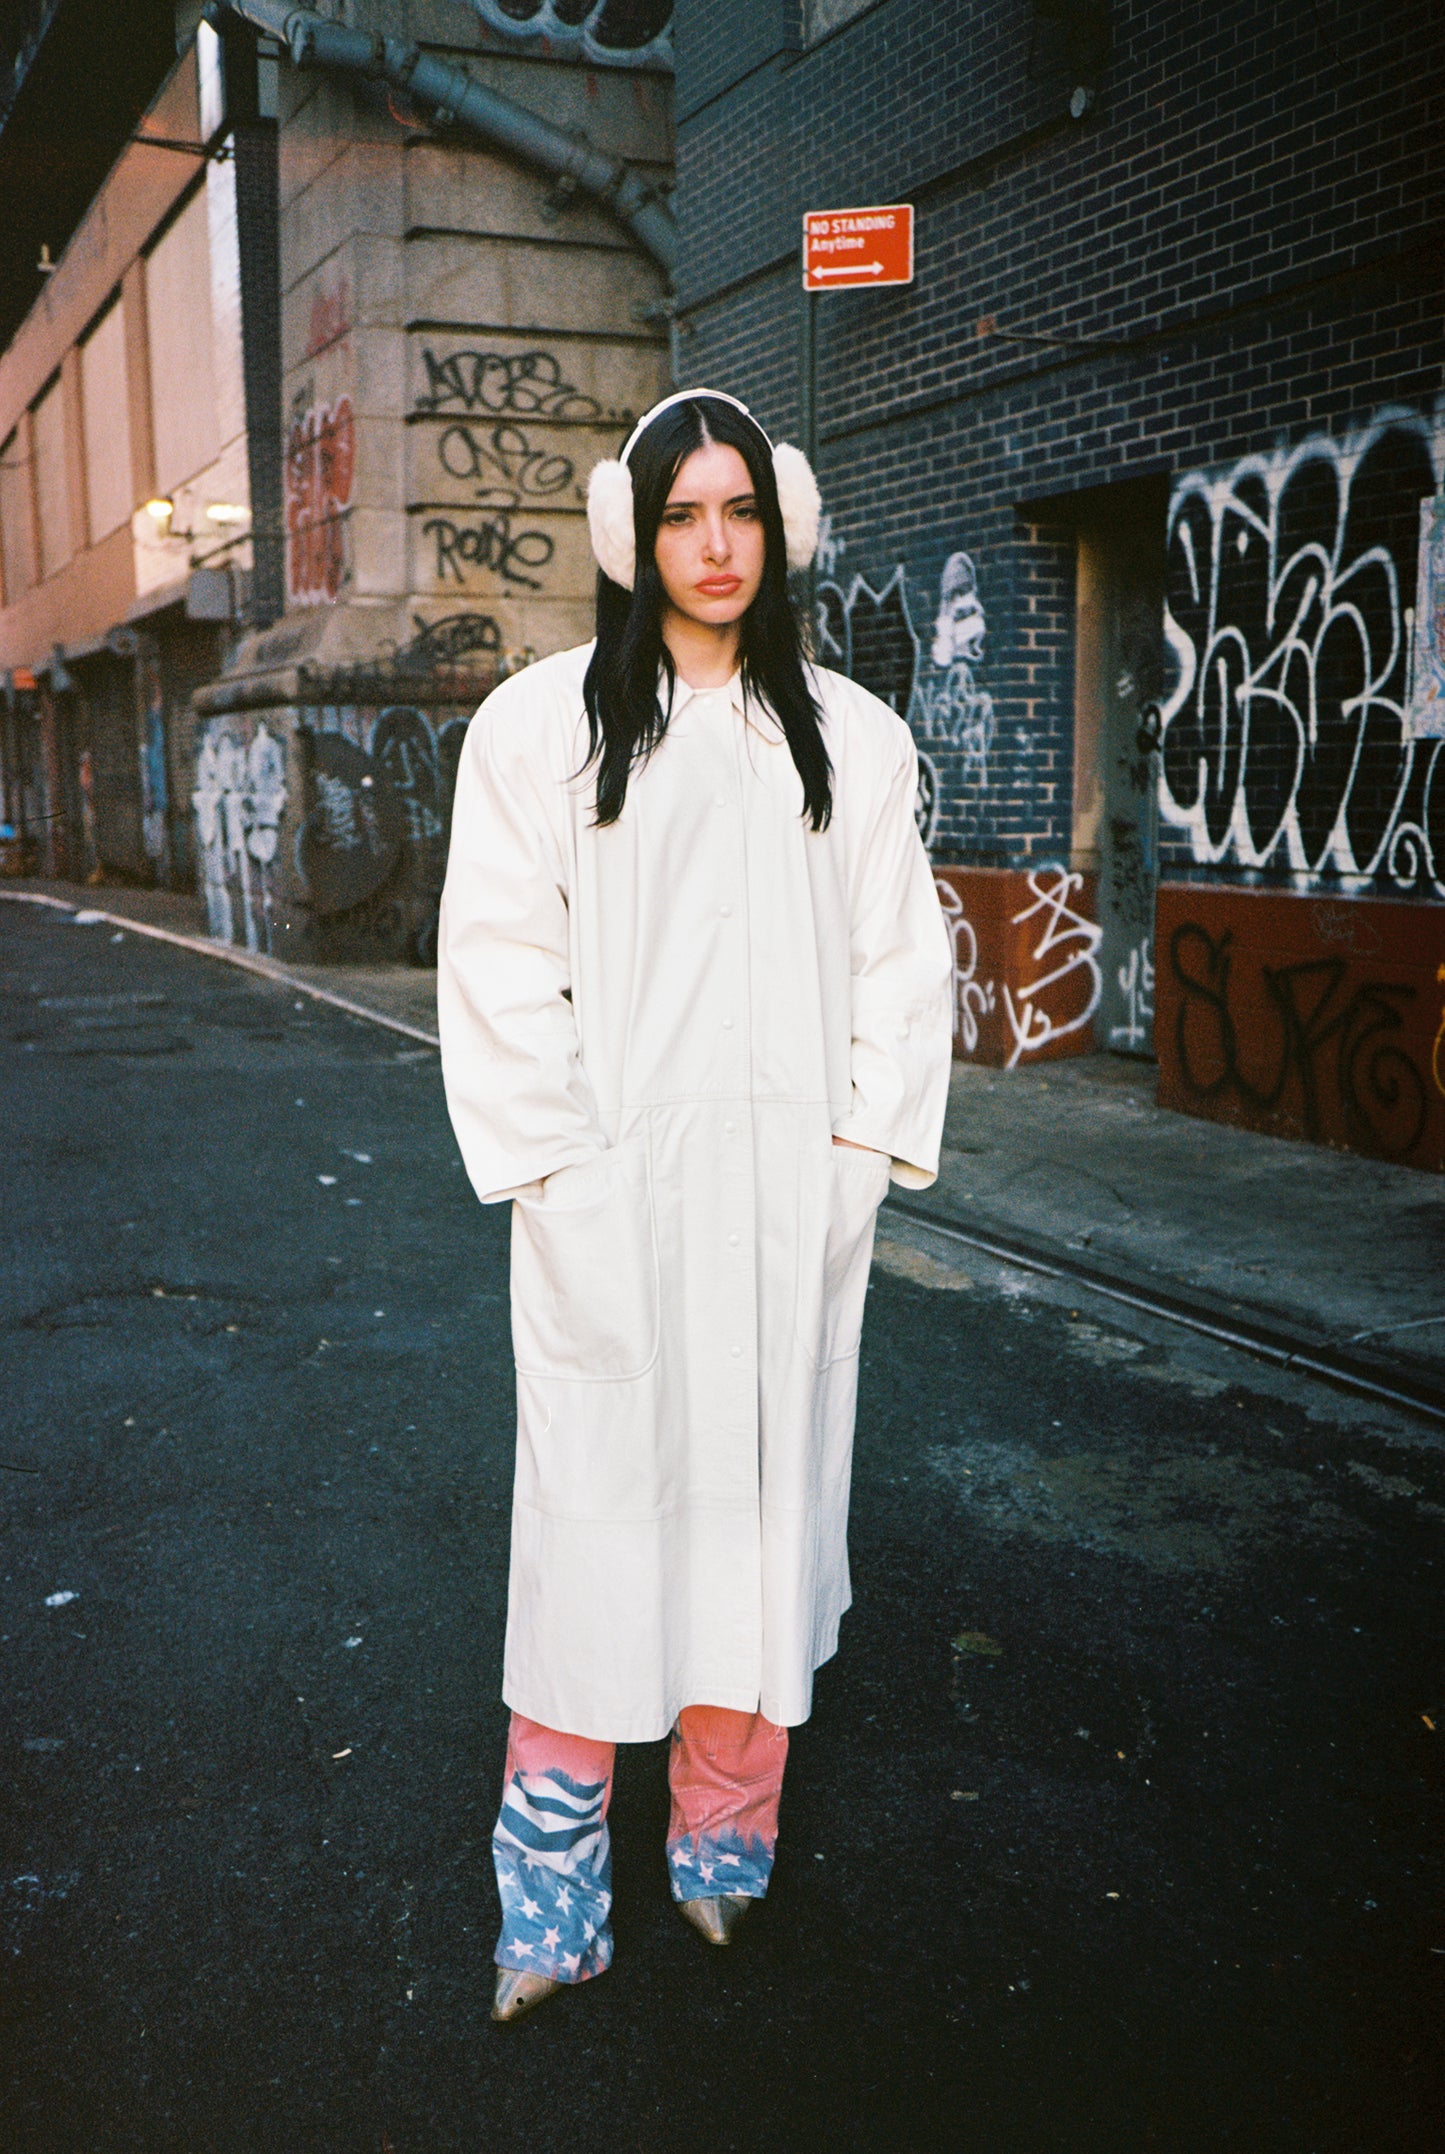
{"left": 678, "top": 1893, "right": 753, "bottom": 1946}
{"left": 492, "top": 1968, "right": 563, "bottom": 2023}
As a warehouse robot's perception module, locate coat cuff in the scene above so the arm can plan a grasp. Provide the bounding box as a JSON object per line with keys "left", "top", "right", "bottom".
{"left": 830, "top": 1118, "right": 938, "bottom": 1190}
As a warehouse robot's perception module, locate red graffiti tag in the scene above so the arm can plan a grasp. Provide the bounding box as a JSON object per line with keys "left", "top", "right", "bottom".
{"left": 285, "top": 395, "right": 356, "bottom": 604}
{"left": 304, "top": 276, "right": 351, "bottom": 360}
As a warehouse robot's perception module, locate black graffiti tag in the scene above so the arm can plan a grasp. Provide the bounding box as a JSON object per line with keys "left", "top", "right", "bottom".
{"left": 424, "top": 515, "right": 555, "bottom": 590}
{"left": 415, "top": 348, "right": 612, "bottom": 421}
{"left": 1170, "top": 922, "right": 1427, "bottom": 1158}
{"left": 435, "top": 421, "right": 576, "bottom": 508}
{"left": 395, "top": 612, "right": 502, "bottom": 671}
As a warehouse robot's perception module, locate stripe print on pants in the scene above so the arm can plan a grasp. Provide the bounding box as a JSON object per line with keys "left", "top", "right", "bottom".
{"left": 493, "top": 1720, "right": 614, "bottom": 1982}
{"left": 492, "top": 1707, "right": 788, "bottom": 1981}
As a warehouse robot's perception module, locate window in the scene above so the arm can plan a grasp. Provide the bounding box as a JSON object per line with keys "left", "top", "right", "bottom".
{"left": 146, "top": 189, "right": 219, "bottom": 495}
{"left": 0, "top": 425, "right": 37, "bottom": 603}
{"left": 32, "top": 376, "right": 73, "bottom": 581}
{"left": 80, "top": 298, "right": 135, "bottom": 544}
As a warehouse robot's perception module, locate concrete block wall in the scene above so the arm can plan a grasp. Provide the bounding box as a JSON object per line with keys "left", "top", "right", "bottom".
{"left": 270, "top": 1, "right": 673, "bottom": 667}
{"left": 196, "top": 2, "right": 676, "bottom": 961}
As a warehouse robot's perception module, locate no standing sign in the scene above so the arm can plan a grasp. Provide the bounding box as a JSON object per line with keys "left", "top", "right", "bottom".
{"left": 802, "top": 204, "right": 914, "bottom": 292}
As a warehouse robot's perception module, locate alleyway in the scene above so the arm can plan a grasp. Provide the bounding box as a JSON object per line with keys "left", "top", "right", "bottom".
{"left": 1, "top": 898, "right": 1441, "bottom": 2153}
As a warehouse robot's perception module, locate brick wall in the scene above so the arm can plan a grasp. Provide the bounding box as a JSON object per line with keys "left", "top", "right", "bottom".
{"left": 673, "top": 0, "right": 1445, "bottom": 899}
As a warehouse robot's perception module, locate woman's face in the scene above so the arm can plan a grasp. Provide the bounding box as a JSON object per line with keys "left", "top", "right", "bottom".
{"left": 653, "top": 442, "right": 766, "bottom": 628}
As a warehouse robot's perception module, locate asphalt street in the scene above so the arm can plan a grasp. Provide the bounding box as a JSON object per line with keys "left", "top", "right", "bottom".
{"left": 1, "top": 898, "right": 1442, "bottom": 2154}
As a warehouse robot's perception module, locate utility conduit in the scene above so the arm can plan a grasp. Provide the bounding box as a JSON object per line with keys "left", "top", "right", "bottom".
{"left": 210, "top": 0, "right": 677, "bottom": 273}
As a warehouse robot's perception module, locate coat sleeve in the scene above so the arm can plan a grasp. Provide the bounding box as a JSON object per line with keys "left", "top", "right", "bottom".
{"left": 830, "top": 712, "right": 955, "bottom": 1189}
{"left": 436, "top": 689, "right": 608, "bottom": 1203}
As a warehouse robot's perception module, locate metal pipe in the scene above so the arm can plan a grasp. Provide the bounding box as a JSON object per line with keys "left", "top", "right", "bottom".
{"left": 210, "top": 0, "right": 676, "bottom": 273}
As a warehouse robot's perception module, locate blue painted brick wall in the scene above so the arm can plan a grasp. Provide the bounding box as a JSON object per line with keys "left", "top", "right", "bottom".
{"left": 672, "top": 0, "right": 1445, "bottom": 899}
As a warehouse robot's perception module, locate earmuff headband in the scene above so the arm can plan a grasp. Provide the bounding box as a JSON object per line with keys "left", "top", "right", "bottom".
{"left": 586, "top": 388, "right": 820, "bottom": 591}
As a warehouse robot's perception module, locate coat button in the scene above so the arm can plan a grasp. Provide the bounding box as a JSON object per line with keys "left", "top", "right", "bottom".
{"left": 724, "top": 1120, "right": 736, "bottom": 1134}
{"left": 719, "top": 903, "right": 732, "bottom": 917}
{"left": 728, "top": 1231, "right": 740, "bottom": 1247}
{"left": 722, "top": 1016, "right": 734, "bottom": 1030}
{"left": 730, "top": 1344, "right": 742, "bottom": 1358}
{"left": 714, "top": 793, "right": 726, "bottom": 806}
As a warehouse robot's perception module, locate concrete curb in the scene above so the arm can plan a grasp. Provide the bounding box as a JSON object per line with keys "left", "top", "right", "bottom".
{"left": 0, "top": 889, "right": 441, "bottom": 1049}
{"left": 885, "top": 1195, "right": 1445, "bottom": 1432}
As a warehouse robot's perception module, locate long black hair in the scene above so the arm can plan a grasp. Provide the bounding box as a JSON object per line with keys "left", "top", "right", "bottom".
{"left": 581, "top": 396, "right": 831, "bottom": 829}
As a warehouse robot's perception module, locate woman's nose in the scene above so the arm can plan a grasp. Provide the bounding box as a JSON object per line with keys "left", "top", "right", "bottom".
{"left": 701, "top": 512, "right": 730, "bottom": 561}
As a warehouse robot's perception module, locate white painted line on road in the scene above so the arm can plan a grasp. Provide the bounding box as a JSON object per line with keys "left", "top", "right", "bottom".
{"left": 0, "top": 889, "right": 441, "bottom": 1049}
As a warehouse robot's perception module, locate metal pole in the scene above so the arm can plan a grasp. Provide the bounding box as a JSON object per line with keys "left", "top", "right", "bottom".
{"left": 799, "top": 283, "right": 817, "bottom": 642}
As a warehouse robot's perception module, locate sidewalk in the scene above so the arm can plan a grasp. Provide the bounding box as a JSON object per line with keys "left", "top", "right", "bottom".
{"left": 914, "top": 1055, "right": 1445, "bottom": 1418}
{"left": 7, "top": 877, "right": 1443, "bottom": 1423}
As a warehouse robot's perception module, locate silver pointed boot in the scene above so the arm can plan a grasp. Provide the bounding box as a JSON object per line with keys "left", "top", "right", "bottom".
{"left": 492, "top": 1968, "right": 563, "bottom": 2023}
{"left": 677, "top": 1893, "right": 753, "bottom": 1946}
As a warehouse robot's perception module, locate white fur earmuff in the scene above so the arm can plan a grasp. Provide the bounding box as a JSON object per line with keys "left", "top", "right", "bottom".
{"left": 771, "top": 440, "right": 822, "bottom": 573}
{"left": 585, "top": 389, "right": 822, "bottom": 590}
{"left": 585, "top": 458, "right": 637, "bottom": 591}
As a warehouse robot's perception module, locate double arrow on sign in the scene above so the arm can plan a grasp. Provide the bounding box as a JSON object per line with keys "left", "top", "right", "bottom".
{"left": 810, "top": 262, "right": 887, "bottom": 278}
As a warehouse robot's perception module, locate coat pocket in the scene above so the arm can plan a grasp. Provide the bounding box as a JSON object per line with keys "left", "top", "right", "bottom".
{"left": 510, "top": 1139, "right": 660, "bottom": 1382}
{"left": 800, "top": 1143, "right": 892, "bottom": 1369}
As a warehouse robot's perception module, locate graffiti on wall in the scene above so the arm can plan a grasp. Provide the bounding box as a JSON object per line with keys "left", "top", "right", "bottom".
{"left": 412, "top": 347, "right": 632, "bottom": 592}
{"left": 935, "top": 875, "right": 996, "bottom": 1052}
{"left": 414, "top": 348, "right": 627, "bottom": 424}
{"left": 136, "top": 637, "right": 172, "bottom": 886}
{"left": 814, "top": 522, "right": 997, "bottom": 849}
{"left": 193, "top": 719, "right": 287, "bottom": 954}
{"left": 304, "top": 273, "right": 351, "bottom": 362}
{"left": 296, "top": 702, "right": 471, "bottom": 960}
{"left": 932, "top": 864, "right": 1101, "bottom": 1068}
{"left": 1159, "top": 404, "right": 1445, "bottom": 900}
{"left": 1111, "top": 937, "right": 1155, "bottom": 1052}
{"left": 1003, "top": 866, "right": 1103, "bottom": 1068}
{"left": 1154, "top": 883, "right": 1445, "bottom": 1169}
{"left": 286, "top": 391, "right": 356, "bottom": 605}
{"left": 432, "top": 421, "right": 577, "bottom": 511}
{"left": 913, "top": 552, "right": 997, "bottom": 787}
{"left": 423, "top": 515, "right": 555, "bottom": 588}
{"left": 1167, "top": 920, "right": 1429, "bottom": 1161}
{"left": 462, "top": 0, "right": 673, "bottom": 68}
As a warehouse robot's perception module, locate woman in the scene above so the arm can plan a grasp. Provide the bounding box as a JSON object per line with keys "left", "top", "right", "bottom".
{"left": 437, "top": 390, "right": 953, "bottom": 2024}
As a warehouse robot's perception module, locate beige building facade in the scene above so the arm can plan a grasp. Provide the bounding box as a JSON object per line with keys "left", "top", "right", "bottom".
{"left": 0, "top": 1, "right": 673, "bottom": 957}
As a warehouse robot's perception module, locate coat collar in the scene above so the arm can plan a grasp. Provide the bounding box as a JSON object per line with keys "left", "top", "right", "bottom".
{"left": 666, "top": 667, "right": 784, "bottom": 739}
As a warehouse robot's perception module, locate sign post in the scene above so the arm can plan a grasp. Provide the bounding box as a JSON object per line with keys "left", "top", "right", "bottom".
{"left": 797, "top": 204, "right": 914, "bottom": 635}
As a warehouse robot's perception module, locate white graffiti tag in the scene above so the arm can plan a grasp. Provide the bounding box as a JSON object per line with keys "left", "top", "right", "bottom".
{"left": 1159, "top": 402, "right": 1445, "bottom": 898}
{"left": 912, "top": 550, "right": 996, "bottom": 786}
{"left": 934, "top": 874, "right": 997, "bottom": 1052}
{"left": 1002, "top": 866, "right": 1103, "bottom": 1069}
{"left": 1109, "top": 937, "right": 1155, "bottom": 1051}
{"left": 193, "top": 721, "right": 287, "bottom": 954}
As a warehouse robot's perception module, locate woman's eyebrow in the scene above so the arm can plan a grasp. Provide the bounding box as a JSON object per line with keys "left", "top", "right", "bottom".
{"left": 664, "top": 491, "right": 759, "bottom": 510}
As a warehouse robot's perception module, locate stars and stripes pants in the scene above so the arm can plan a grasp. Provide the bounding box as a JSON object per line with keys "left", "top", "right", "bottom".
{"left": 492, "top": 1706, "right": 789, "bottom": 1983}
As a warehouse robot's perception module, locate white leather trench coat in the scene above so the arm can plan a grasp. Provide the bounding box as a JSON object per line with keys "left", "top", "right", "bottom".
{"left": 437, "top": 644, "right": 953, "bottom": 1741}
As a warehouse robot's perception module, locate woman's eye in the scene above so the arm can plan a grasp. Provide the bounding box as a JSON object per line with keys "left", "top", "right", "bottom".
{"left": 732, "top": 503, "right": 759, "bottom": 520}
{"left": 662, "top": 509, "right": 692, "bottom": 526}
